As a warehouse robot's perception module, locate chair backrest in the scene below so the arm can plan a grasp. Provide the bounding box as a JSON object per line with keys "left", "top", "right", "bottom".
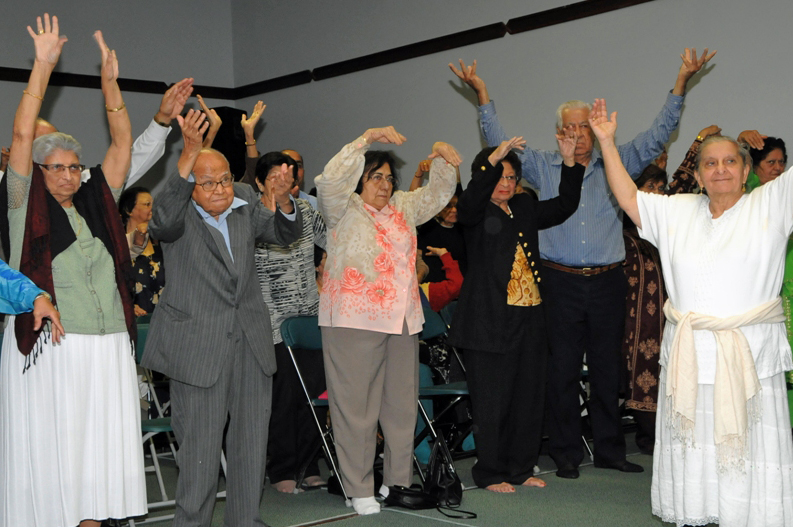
{"left": 280, "top": 316, "right": 322, "bottom": 351}
{"left": 421, "top": 308, "right": 448, "bottom": 340}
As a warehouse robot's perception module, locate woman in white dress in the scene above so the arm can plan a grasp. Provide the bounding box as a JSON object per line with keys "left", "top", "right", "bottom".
{"left": 0, "top": 15, "right": 146, "bottom": 527}
{"left": 590, "top": 98, "right": 793, "bottom": 527}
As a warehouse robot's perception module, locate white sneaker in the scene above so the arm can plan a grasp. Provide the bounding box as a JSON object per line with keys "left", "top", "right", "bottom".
{"left": 352, "top": 496, "right": 381, "bottom": 515}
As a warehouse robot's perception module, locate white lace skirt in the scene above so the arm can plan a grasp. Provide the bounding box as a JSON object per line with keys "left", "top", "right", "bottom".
{"left": 653, "top": 369, "right": 793, "bottom": 527}
{"left": 0, "top": 322, "right": 147, "bottom": 526}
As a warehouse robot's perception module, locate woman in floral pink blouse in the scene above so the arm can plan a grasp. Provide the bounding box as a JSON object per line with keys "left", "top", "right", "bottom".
{"left": 315, "top": 126, "right": 461, "bottom": 515}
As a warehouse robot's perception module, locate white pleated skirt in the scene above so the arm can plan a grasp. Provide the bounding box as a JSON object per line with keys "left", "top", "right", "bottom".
{"left": 0, "top": 321, "right": 147, "bottom": 527}
{"left": 652, "top": 369, "right": 793, "bottom": 527}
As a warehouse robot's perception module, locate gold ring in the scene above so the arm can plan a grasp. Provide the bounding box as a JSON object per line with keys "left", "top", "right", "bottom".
{"left": 38, "top": 29, "right": 44, "bottom": 34}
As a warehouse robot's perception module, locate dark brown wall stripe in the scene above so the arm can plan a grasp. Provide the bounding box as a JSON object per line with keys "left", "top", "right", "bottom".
{"left": 0, "top": 1, "right": 654, "bottom": 100}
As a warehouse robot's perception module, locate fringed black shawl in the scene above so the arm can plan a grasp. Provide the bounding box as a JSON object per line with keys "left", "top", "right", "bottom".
{"left": 14, "top": 164, "right": 136, "bottom": 371}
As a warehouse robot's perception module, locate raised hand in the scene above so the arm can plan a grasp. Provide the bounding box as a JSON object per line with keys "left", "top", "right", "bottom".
{"left": 679, "top": 48, "right": 716, "bottom": 80}
{"left": 429, "top": 142, "right": 463, "bottom": 167}
{"left": 178, "top": 110, "right": 207, "bottom": 153}
{"left": 241, "top": 100, "right": 266, "bottom": 137}
{"left": 698, "top": 124, "right": 722, "bottom": 141}
{"left": 449, "top": 59, "right": 486, "bottom": 91}
{"left": 362, "top": 126, "right": 406, "bottom": 145}
{"left": 737, "top": 129, "right": 767, "bottom": 150}
{"left": 588, "top": 99, "right": 618, "bottom": 147}
{"left": 487, "top": 136, "right": 526, "bottom": 167}
{"left": 27, "top": 14, "right": 68, "bottom": 66}
{"left": 416, "top": 160, "right": 431, "bottom": 173}
{"left": 33, "top": 295, "right": 65, "bottom": 344}
{"left": 156, "top": 78, "right": 194, "bottom": 124}
{"left": 176, "top": 109, "right": 208, "bottom": 178}
{"left": 555, "top": 130, "right": 579, "bottom": 167}
{"left": 94, "top": 30, "right": 118, "bottom": 83}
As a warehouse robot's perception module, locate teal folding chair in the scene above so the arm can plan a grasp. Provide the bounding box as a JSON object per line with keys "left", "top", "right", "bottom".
{"left": 280, "top": 316, "right": 349, "bottom": 502}
{"left": 414, "top": 308, "right": 471, "bottom": 483}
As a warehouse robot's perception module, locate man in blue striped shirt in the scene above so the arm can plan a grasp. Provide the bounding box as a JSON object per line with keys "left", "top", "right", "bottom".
{"left": 450, "top": 48, "right": 715, "bottom": 479}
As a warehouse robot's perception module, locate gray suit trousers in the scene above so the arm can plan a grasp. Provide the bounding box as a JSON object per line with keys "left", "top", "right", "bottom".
{"left": 170, "top": 329, "right": 272, "bottom": 527}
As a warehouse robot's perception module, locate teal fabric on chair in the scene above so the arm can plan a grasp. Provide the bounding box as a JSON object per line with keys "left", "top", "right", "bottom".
{"left": 414, "top": 308, "right": 473, "bottom": 479}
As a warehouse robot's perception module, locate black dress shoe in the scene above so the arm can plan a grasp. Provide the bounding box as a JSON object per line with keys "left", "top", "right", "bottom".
{"left": 593, "top": 459, "right": 644, "bottom": 473}
{"left": 555, "top": 464, "right": 580, "bottom": 479}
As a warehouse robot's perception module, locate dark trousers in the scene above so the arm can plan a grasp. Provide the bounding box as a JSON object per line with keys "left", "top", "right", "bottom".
{"left": 170, "top": 332, "right": 272, "bottom": 527}
{"left": 543, "top": 265, "right": 627, "bottom": 469}
{"left": 267, "top": 342, "right": 326, "bottom": 483}
{"left": 464, "top": 315, "right": 547, "bottom": 487}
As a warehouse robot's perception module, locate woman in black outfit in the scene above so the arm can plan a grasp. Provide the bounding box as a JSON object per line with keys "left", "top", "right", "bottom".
{"left": 447, "top": 134, "right": 583, "bottom": 492}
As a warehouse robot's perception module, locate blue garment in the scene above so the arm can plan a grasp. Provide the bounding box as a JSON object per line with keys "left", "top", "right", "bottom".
{"left": 479, "top": 92, "right": 684, "bottom": 266}
{"left": 192, "top": 197, "right": 249, "bottom": 262}
{"left": 298, "top": 190, "right": 318, "bottom": 209}
{"left": 0, "top": 259, "right": 44, "bottom": 315}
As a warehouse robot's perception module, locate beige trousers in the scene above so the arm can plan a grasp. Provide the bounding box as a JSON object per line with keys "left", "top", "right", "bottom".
{"left": 321, "top": 321, "right": 419, "bottom": 497}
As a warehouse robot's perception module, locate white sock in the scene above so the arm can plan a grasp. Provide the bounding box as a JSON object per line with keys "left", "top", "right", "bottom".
{"left": 352, "top": 496, "right": 381, "bottom": 515}
{"left": 378, "top": 484, "right": 390, "bottom": 498}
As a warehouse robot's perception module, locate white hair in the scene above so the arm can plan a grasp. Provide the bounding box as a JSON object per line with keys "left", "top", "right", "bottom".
{"left": 555, "top": 100, "right": 592, "bottom": 130}
{"left": 31, "top": 132, "right": 81, "bottom": 164}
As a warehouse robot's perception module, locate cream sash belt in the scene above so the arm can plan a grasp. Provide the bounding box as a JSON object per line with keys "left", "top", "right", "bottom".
{"left": 663, "top": 297, "right": 785, "bottom": 470}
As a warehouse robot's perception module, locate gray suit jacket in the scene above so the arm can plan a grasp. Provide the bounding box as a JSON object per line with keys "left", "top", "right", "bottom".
{"left": 141, "top": 172, "right": 303, "bottom": 387}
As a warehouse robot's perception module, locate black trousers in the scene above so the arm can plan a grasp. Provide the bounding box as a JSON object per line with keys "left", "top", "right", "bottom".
{"left": 464, "top": 309, "right": 548, "bottom": 488}
{"left": 543, "top": 265, "right": 627, "bottom": 469}
{"left": 267, "top": 342, "right": 327, "bottom": 483}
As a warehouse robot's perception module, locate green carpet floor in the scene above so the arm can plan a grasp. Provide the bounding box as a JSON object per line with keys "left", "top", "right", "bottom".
{"left": 133, "top": 434, "right": 703, "bottom": 527}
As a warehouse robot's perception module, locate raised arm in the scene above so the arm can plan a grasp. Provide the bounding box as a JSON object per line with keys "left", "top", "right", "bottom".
{"left": 197, "top": 95, "right": 222, "bottom": 149}
{"left": 94, "top": 31, "right": 131, "bottom": 190}
{"left": 449, "top": 59, "right": 490, "bottom": 106}
{"left": 672, "top": 48, "right": 716, "bottom": 96}
{"left": 126, "top": 77, "right": 194, "bottom": 187}
{"left": 9, "top": 14, "right": 68, "bottom": 177}
{"left": 457, "top": 137, "right": 525, "bottom": 226}
{"left": 240, "top": 100, "right": 266, "bottom": 187}
{"left": 315, "top": 127, "right": 405, "bottom": 229}
{"left": 589, "top": 99, "right": 641, "bottom": 228}
{"left": 407, "top": 142, "right": 461, "bottom": 225}
{"left": 536, "top": 131, "right": 584, "bottom": 229}
{"left": 149, "top": 110, "right": 207, "bottom": 242}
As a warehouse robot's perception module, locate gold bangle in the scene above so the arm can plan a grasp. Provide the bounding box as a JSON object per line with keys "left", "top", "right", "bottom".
{"left": 245, "top": 139, "right": 256, "bottom": 146}
{"left": 105, "top": 102, "right": 126, "bottom": 112}
{"left": 696, "top": 135, "right": 704, "bottom": 142}
{"left": 23, "top": 90, "right": 43, "bottom": 101}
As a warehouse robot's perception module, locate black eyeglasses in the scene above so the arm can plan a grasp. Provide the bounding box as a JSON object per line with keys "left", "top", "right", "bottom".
{"left": 196, "top": 175, "right": 234, "bottom": 191}
{"left": 39, "top": 163, "right": 85, "bottom": 174}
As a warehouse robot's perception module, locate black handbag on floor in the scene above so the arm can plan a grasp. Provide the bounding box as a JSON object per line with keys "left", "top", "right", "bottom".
{"left": 423, "top": 438, "right": 476, "bottom": 519}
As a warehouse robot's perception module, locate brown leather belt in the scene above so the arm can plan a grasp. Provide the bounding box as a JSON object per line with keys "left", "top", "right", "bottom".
{"left": 541, "top": 260, "right": 622, "bottom": 276}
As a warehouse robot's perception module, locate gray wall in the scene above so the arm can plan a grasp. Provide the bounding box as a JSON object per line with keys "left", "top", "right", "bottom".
{"left": 232, "top": 0, "right": 793, "bottom": 191}
{"left": 0, "top": 1, "right": 233, "bottom": 190}
{"left": 1, "top": 0, "right": 792, "bottom": 193}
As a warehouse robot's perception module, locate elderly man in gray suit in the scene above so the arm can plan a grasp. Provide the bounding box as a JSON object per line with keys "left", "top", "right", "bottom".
{"left": 142, "top": 109, "right": 302, "bottom": 527}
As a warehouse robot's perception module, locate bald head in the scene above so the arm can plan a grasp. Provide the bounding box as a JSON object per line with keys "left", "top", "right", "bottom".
{"left": 34, "top": 118, "right": 58, "bottom": 138}
{"left": 192, "top": 148, "right": 234, "bottom": 219}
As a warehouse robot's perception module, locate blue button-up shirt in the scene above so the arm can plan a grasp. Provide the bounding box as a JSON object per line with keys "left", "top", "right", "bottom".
{"left": 479, "top": 92, "right": 684, "bottom": 267}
